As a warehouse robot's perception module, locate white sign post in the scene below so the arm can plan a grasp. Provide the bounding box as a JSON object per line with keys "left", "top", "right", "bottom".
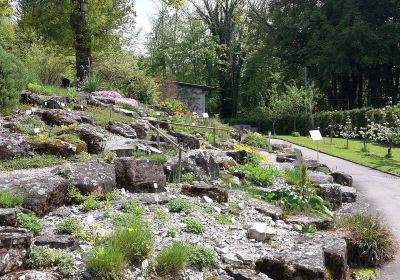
{"left": 309, "top": 130, "right": 323, "bottom": 161}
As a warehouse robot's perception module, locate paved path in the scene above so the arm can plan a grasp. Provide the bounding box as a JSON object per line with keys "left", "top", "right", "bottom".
{"left": 271, "top": 139, "right": 400, "bottom": 279}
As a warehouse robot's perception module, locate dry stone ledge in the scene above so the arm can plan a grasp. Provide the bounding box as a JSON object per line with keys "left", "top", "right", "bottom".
{"left": 165, "top": 149, "right": 219, "bottom": 182}
{"left": 340, "top": 186, "right": 357, "bottom": 203}
{"left": 308, "top": 171, "right": 334, "bottom": 185}
{"left": 247, "top": 222, "right": 276, "bottom": 241}
{"left": 0, "top": 209, "right": 16, "bottom": 227}
{"left": 0, "top": 132, "right": 31, "bottom": 160}
{"left": 181, "top": 181, "right": 228, "bottom": 203}
{"left": 0, "top": 270, "right": 61, "bottom": 280}
{"left": 271, "top": 143, "right": 293, "bottom": 152}
{"left": 249, "top": 199, "right": 283, "bottom": 221}
{"left": 284, "top": 215, "right": 335, "bottom": 231}
{"left": 107, "top": 122, "right": 137, "bottom": 139}
{"left": 114, "top": 157, "right": 167, "bottom": 193}
{"left": 55, "top": 160, "right": 116, "bottom": 197}
{"left": 34, "top": 234, "right": 75, "bottom": 249}
{"left": 41, "top": 109, "right": 84, "bottom": 126}
{"left": 169, "top": 131, "right": 201, "bottom": 149}
{"left": 276, "top": 154, "right": 296, "bottom": 163}
{"left": 331, "top": 171, "right": 353, "bottom": 187}
{"left": 226, "top": 268, "right": 273, "bottom": 280}
{"left": 0, "top": 227, "right": 33, "bottom": 276}
{"left": 335, "top": 201, "right": 369, "bottom": 216}
{"left": 0, "top": 168, "right": 69, "bottom": 217}
{"left": 75, "top": 124, "right": 108, "bottom": 154}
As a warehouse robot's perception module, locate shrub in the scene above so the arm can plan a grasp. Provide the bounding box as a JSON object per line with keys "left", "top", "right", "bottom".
{"left": 0, "top": 47, "right": 25, "bottom": 113}
{"left": 15, "top": 115, "right": 47, "bottom": 135}
{"left": 183, "top": 217, "right": 205, "bottom": 234}
{"left": 301, "top": 224, "right": 317, "bottom": 234}
{"left": 168, "top": 198, "right": 194, "bottom": 213}
{"left": 188, "top": 245, "right": 218, "bottom": 269}
{"left": 155, "top": 242, "right": 189, "bottom": 276}
{"left": 16, "top": 210, "right": 43, "bottom": 235}
{"left": 122, "top": 199, "right": 145, "bottom": 216}
{"left": 109, "top": 226, "right": 153, "bottom": 263}
{"left": 242, "top": 132, "right": 270, "bottom": 150}
{"left": 82, "top": 196, "right": 102, "bottom": 212}
{"left": 336, "top": 213, "right": 397, "bottom": 267}
{"left": 161, "top": 98, "right": 187, "bottom": 111}
{"left": 0, "top": 191, "right": 24, "bottom": 207}
{"left": 86, "top": 245, "right": 127, "bottom": 279}
{"left": 291, "top": 131, "right": 301, "bottom": 137}
{"left": 82, "top": 74, "right": 103, "bottom": 93}
{"left": 238, "top": 164, "right": 280, "bottom": 186}
{"left": 56, "top": 218, "right": 81, "bottom": 235}
{"left": 28, "top": 246, "right": 75, "bottom": 277}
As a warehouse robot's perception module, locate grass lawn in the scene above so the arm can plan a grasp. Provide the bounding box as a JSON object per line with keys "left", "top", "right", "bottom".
{"left": 276, "top": 135, "right": 400, "bottom": 175}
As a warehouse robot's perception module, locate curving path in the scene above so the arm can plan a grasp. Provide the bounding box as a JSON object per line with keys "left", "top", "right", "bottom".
{"left": 271, "top": 139, "right": 400, "bottom": 279}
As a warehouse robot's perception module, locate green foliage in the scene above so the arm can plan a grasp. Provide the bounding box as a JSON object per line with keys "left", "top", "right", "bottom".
{"left": 336, "top": 213, "right": 396, "bottom": 267}
{"left": 112, "top": 213, "right": 143, "bottom": 228}
{"left": 0, "top": 191, "right": 24, "bottom": 208}
{"left": 180, "top": 173, "right": 194, "bottom": 184}
{"left": 0, "top": 154, "right": 67, "bottom": 171}
{"left": 28, "top": 246, "right": 75, "bottom": 277}
{"left": 302, "top": 224, "right": 317, "bottom": 234}
{"left": 132, "top": 150, "right": 168, "bottom": 163}
{"left": 86, "top": 245, "right": 127, "bottom": 280}
{"left": 188, "top": 244, "right": 218, "bottom": 269}
{"left": 56, "top": 218, "right": 81, "bottom": 235}
{"left": 242, "top": 132, "right": 270, "bottom": 150}
{"left": 82, "top": 196, "right": 102, "bottom": 212}
{"left": 291, "top": 131, "right": 300, "bottom": 137}
{"left": 161, "top": 98, "right": 187, "bottom": 111}
{"left": 15, "top": 115, "right": 47, "bottom": 135}
{"left": 68, "top": 186, "right": 87, "bottom": 204}
{"left": 167, "top": 198, "right": 194, "bottom": 213}
{"left": 16, "top": 210, "right": 43, "bottom": 235}
{"left": 152, "top": 206, "right": 170, "bottom": 222}
{"left": 0, "top": 47, "right": 25, "bottom": 113}
{"left": 122, "top": 199, "right": 145, "bottom": 216}
{"left": 57, "top": 134, "right": 87, "bottom": 153}
{"left": 86, "top": 106, "right": 134, "bottom": 127}
{"left": 155, "top": 241, "right": 189, "bottom": 276}
{"left": 283, "top": 166, "right": 308, "bottom": 187}
{"left": 236, "top": 164, "right": 280, "bottom": 186}
{"left": 215, "top": 214, "right": 233, "bottom": 225}
{"left": 27, "top": 83, "right": 79, "bottom": 98}
{"left": 183, "top": 217, "right": 205, "bottom": 234}
{"left": 82, "top": 74, "right": 104, "bottom": 93}
{"left": 167, "top": 228, "right": 177, "bottom": 237}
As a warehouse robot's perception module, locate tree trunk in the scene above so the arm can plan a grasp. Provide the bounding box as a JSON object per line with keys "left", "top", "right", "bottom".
{"left": 70, "top": 1, "right": 91, "bottom": 83}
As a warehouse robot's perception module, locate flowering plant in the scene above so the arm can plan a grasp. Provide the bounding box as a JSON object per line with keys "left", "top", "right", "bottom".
{"left": 93, "top": 91, "right": 139, "bottom": 108}
{"left": 338, "top": 115, "right": 358, "bottom": 149}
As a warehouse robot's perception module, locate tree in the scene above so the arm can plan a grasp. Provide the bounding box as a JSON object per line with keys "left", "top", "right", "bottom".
{"left": 0, "top": 0, "right": 14, "bottom": 48}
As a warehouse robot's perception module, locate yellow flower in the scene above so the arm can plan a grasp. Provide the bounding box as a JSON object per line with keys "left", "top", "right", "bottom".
{"left": 128, "top": 227, "right": 137, "bottom": 232}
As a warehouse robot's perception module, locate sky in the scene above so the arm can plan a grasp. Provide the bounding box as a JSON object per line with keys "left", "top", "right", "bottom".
{"left": 135, "top": 0, "right": 159, "bottom": 34}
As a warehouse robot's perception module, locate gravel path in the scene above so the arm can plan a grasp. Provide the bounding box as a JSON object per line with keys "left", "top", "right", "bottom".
{"left": 271, "top": 139, "right": 400, "bottom": 279}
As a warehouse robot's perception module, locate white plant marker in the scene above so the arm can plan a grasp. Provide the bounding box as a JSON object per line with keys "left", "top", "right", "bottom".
{"left": 25, "top": 110, "right": 32, "bottom": 115}
{"left": 33, "top": 128, "right": 41, "bottom": 134}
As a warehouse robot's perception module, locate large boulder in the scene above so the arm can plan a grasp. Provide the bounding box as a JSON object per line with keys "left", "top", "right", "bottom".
{"left": 130, "top": 120, "right": 150, "bottom": 139}
{"left": 226, "top": 268, "right": 272, "bottom": 280}
{"left": 169, "top": 131, "right": 201, "bottom": 149}
{"left": 114, "top": 157, "right": 167, "bottom": 193}
{"left": 340, "top": 186, "right": 357, "bottom": 203}
{"left": 0, "top": 209, "right": 16, "bottom": 227}
{"left": 75, "top": 124, "right": 108, "bottom": 154}
{"left": 331, "top": 171, "right": 353, "bottom": 187}
{"left": 226, "top": 150, "right": 249, "bottom": 165}
{"left": 107, "top": 122, "right": 137, "bottom": 139}
{"left": 33, "top": 138, "right": 77, "bottom": 157}
{"left": 318, "top": 184, "right": 342, "bottom": 210}
{"left": 0, "top": 227, "right": 33, "bottom": 276}
{"left": 165, "top": 150, "right": 219, "bottom": 182}
{"left": 34, "top": 234, "right": 75, "bottom": 249}
{"left": 307, "top": 171, "right": 334, "bottom": 185}
{"left": 55, "top": 160, "right": 116, "bottom": 196}
{"left": 0, "top": 132, "right": 31, "bottom": 160}
{"left": 249, "top": 199, "right": 283, "bottom": 221}
{"left": 0, "top": 168, "right": 69, "bottom": 217}
{"left": 181, "top": 181, "right": 228, "bottom": 203}
{"left": 41, "top": 109, "right": 81, "bottom": 126}
{"left": 247, "top": 222, "right": 276, "bottom": 242}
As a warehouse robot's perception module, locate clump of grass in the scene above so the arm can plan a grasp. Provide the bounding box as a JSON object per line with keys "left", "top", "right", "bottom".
{"left": 155, "top": 241, "right": 189, "bottom": 276}
{"left": 16, "top": 210, "right": 43, "bottom": 235}
{"left": 56, "top": 217, "right": 81, "bottom": 235}
{"left": 28, "top": 246, "right": 75, "bottom": 277}
{"left": 336, "top": 213, "right": 397, "bottom": 267}
{"left": 168, "top": 198, "right": 194, "bottom": 213}
{"left": 215, "top": 214, "right": 233, "bottom": 225}
{"left": 82, "top": 196, "right": 102, "bottom": 212}
{"left": 237, "top": 164, "right": 280, "bottom": 186}
{"left": 0, "top": 191, "right": 24, "bottom": 208}
{"left": 152, "top": 206, "right": 170, "bottom": 222}
{"left": 181, "top": 173, "right": 194, "bottom": 184}
{"left": 112, "top": 213, "right": 143, "bottom": 228}
{"left": 282, "top": 164, "right": 308, "bottom": 187}
{"left": 122, "top": 199, "right": 145, "bottom": 216}
{"left": 132, "top": 150, "right": 167, "bottom": 163}
{"left": 188, "top": 244, "right": 218, "bottom": 269}
{"left": 242, "top": 132, "right": 270, "bottom": 150}
{"left": 301, "top": 224, "right": 317, "bottom": 234}
{"left": 86, "top": 245, "right": 127, "bottom": 279}
{"left": 183, "top": 217, "right": 205, "bottom": 234}
{"left": 167, "top": 228, "right": 177, "bottom": 237}
{"left": 0, "top": 154, "right": 67, "bottom": 171}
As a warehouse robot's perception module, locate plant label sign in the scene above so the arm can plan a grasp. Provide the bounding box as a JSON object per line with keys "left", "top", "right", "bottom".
{"left": 202, "top": 113, "right": 209, "bottom": 118}
{"left": 309, "top": 130, "right": 323, "bottom": 141}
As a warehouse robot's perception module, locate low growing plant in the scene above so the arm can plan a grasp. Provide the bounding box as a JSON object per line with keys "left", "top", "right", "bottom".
{"left": 155, "top": 241, "right": 189, "bottom": 276}
{"left": 122, "top": 199, "right": 145, "bottom": 216}
{"left": 82, "top": 196, "right": 102, "bottom": 212}
{"left": 86, "top": 245, "right": 127, "bottom": 279}
{"left": 242, "top": 132, "right": 270, "bottom": 150}
{"left": 183, "top": 217, "right": 205, "bottom": 234}
{"left": 168, "top": 198, "right": 194, "bottom": 213}
{"left": 215, "top": 214, "right": 233, "bottom": 225}
{"left": 56, "top": 217, "right": 81, "bottom": 235}
{"left": 28, "top": 246, "right": 75, "bottom": 277}
{"left": 0, "top": 191, "right": 24, "bottom": 207}
{"left": 237, "top": 164, "right": 280, "bottom": 186}
{"left": 188, "top": 244, "right": 218, "bottom": 269}
{"left": 301, "top": 224, "right": 317, "bottom": 234}
{"left": 16, "top": 210, "right": 43, "bottom": 235}
{"left": 167, "top": 228, "right": 177, "bottom": 238}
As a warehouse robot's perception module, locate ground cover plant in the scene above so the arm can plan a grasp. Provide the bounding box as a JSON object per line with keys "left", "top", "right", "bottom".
{"left": 0, "top": 191, "right": 24, "bottom": 208}
{"left": 28, "top": 246, "right": 75, "bottom": 277}
{"left": 16, "top": 210, "right": 43, "bottom": 235}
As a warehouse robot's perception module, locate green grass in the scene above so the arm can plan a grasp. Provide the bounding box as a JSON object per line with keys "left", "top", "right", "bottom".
{"left": 27, "top": 83, "right": 79, "bottom": 98}
{"left": 0, "top": 191, "right": 24, "bottom": 207}
{"left": 86, "top": 106, "right": 134, "bottom": 127}
{"left": 86, "top": 245, "right": 127, "bottom": 279}
{"left": 167, "top": 198, "right": 194, "bottom": 213}
{"left": 16, "top": 210, "right": 43, "bottom": 235}
{"left": 56, "top": 218, "right": 82, "bottom": 235}
{"left": 28, "top": 246, "right": 75, "bottom": 277}
{"left": 277, "top": 135, "right": 400, "bottom": 174}
{"left": 155, "top": 241, "right": 189, "bottom": 276}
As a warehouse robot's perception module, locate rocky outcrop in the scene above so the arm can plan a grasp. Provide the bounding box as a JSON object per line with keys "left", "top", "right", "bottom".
{"left": 271, "top": 143, "right": 292, "bottom": 152}
{"left": 285, "top": 215, "right": 335, "bottom": 230}
{"left": 165, "top": 150, "right": 219, "bottom": 182}
{"left": 0, "top": 132, "right": 31, "bottom": 160}
{"left": 0, "top": 168, "right": 69, "bottom": 217}
{"left": 340, "top": 186, "right": 357, "bottom": 202}
{"left": 55, "top": 160, "right": 116, "bottom": 196}
{"left": 130, "top": 120, "right": 150, "bottom": 139}
{"left": 249, "top": 199, "right": 283, "bottom": 221}
{"left": 226, "top": 268, "right": 272, "bottom": 280}
{"left": 226, "top": 150, "right": 249, "bottom": 165}
{"left": 181, "top": 181, "right": 228, "bottom": 203}
{"left": 247, "top": 222, "right": 276, "bottom": 241}
{"left": 308, "top": 171, "right": 334, "bottom": 185}
{"left": 107, "top": 122, "right": 137, "bottom": 139}
{"left": 35, "top": 234, "right": 75, "bottom": 249}
{"left": 20, "top": 91, "right": 41, "bottom": 105}
{"left": 41, "top": 109, "right": 81, "bottom": 126}
{"left": 33, "top": 138, "right": 77, "bottom": 157}
{"left": 0, "top": 227, "right": 33, "bottom": 276}
{"left": 114, "top": 157, "right": 167, "bottom": 193}
{"left": 0, "top": 209, "right": 16, "bottom": 227}
{"left": 331, "top": 171, "right": 353, "bottom": 187}
{"left": 75, "top": 124, "right": 108, "bottom": 154}
{"left": 318, "top": 184, "right": 342, "bottom": 210}
{"left": 169, "top": 131, "right": 201, "bottom": 149}
{"left": 0, "top": 270, "right": 61, "bottom": 280}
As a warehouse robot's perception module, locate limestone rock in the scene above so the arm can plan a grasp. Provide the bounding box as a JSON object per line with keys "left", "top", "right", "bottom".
{"left": 35, "top": 234, "right": 75, "bottom": 249}
{"left": 226, "top": 268, "right": 272, "bottom": 280}
{"left": 33, "top": 138, "right": 77, "bottom": 157}
{"left": 340, "top": 186, "right": 357, "bottom": 203}
{"left": 75, "top": 124, "right": 108, "bottom": 154}
{"left": 169, "top": 131, "right": 200, "bottom": 149}
{"left": 0, "top": 168, "right": 69, "bottom": 216}
{"left": 114, "top": 157, "right": 167, "bottom": 193}
{"left": 0, "top": 209, "right": 16, "bottom": 227}
{"left": 247, "top": 222, "right": 276, "bottom": 241}
{"left": 41, "top": 109, "right": 81, "bottom": 126}
{"left": 0, "top": 270, "right": 61, "bottom": 280}
{"left": 181, "top": 181, "right": 228, "bottom": 203}
{"left": 130, "top": 120, "right": 150, "bottom": 139}
{"left": 55, "top": 160, "right": 116, "bottom": 196}
{"left": 318, "top": 184, "right": 342, "bottom": 210}
{"left": 107, "top": 122, "right": 137, "bottom": 139}
{"left": 271, "top": 143, "right": 292, "bottom": 152}
{"left": 249, "top": 199, "right": 283, "bottom": 221}
{"left": 308, "top": 171, "right": 334, "bottom": 185}
{"left": 0, "top": 132, "right": 31, "bottom": 160}
{"left": 285, "top": 215, "right": 334, "bottom": 231}
{"left": 0, "top": 227, "right": 33, "bottom": 276}
{"left": 331, "top": 171, "right": 353, "bottom": 187}
{"left": 226, "top": 150, "right": 249, "bottom": 165}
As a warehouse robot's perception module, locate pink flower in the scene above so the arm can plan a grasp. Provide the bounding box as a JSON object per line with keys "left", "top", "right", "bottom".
{"left": 93, "top": 91, "right": 139, "bottom": 108}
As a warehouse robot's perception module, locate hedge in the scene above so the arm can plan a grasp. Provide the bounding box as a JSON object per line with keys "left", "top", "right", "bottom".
{"left": 229, "top": 107, "right": 388, "bottom": 136}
